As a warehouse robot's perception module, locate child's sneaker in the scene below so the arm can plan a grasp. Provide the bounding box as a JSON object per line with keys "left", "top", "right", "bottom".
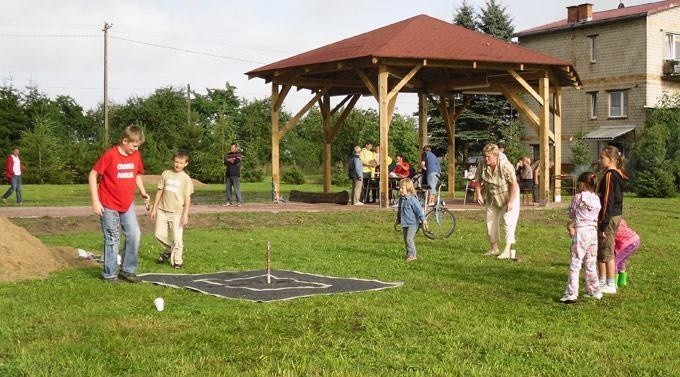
{"left": 559, "top": 294, "right": 577, "bottom": 303}
{"left": 618, "top": 271, "right": 628, "bottom": 287}
{"left": 600, "top": 284, "right": 617, "bottom": 294}
{"left": 173, "top": 264, "right": 182, "bottom": 270}
{"left": 583, "top": 291, "right": 603, "bottom": 300}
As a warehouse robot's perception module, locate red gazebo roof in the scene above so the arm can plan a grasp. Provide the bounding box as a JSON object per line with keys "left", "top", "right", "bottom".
{"left": 248, "top": 14, "right": 572, "bottom": 75}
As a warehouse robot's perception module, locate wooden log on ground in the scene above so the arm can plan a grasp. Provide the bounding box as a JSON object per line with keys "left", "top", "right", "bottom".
{"left": 288, "top": 190, "right": 349, "bottom": 205}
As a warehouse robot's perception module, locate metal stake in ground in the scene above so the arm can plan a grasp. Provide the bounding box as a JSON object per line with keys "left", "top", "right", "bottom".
{"left": 266, "top": 240, "right": 271, "bottom": 284}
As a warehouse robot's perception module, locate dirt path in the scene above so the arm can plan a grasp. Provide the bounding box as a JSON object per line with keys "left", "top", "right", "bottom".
{"left": 0, "top": 202, "right": 381, "bottom": 218}
{"left": 0, "top": 199, "right": 499, "bottom": 219}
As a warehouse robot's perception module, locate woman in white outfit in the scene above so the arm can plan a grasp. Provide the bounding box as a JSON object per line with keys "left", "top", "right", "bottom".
{"left": 474, "top": 143, "right": 520, "bottom": 259}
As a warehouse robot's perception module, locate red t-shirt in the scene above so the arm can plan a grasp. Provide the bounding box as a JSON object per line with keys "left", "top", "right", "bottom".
{"left": 93, "top": 146, "right": 144, "bottom": 212}
{"left": 393, "top": 162, "right": 411, "bottom": 177}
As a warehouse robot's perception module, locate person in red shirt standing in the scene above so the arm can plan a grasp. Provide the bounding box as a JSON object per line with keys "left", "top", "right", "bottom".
{"left": 2, "top": 147, "right": 24, "bottom": 205}
{"left": 89, "top": 125, "right": 151, "bottom": 283}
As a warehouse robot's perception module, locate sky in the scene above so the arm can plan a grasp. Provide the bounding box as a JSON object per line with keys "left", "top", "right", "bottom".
{"left": 0, "top": 0, "right": 651, "bottom": 115}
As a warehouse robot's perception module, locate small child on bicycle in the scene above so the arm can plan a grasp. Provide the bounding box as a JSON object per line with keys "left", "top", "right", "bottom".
{"left": 395, "top": 178, "right": 426, "bottom": 262}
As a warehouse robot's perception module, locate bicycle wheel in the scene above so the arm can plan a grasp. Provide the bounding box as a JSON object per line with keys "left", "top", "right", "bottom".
{"left": 422, "top": 207, "right": 456, "bottom": 239}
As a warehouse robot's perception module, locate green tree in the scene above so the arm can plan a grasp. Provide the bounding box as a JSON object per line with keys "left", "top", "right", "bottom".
{"left": 629, "top": 123, "right": 675, "bottom": 197}
{"left": 0, "top": 85, "right": 30, "bottom": 153}
{"left": 628, "top": 92, "right": 680, "bottom": 196}
{"left": 109, "top": 87, "right": 190, "bottom": 152}
{"left": 235, "top": 98, "right": 277, "bottom": 166}
{"left": 477, "top": 0, "right": 514, "bottom": 41}
{"left": 454, "top": 0, "right": 477, "bottom": 30}
{"left": 499, "top": 120, "right": 528, "bottom": 164}
{"left": 283, "top": 108, "right": 324, "bottom": 172}
{"left": 458, "top": 0, "right": 517, "bottom": 155}
{"left": 19, "top": 115, "right": 72, "bottom": 184}
{"left": 191, "top": 114, "right": 236, "bottom": 183}
{"left": 51, "top": 95, "right": 95, "bottom": 142}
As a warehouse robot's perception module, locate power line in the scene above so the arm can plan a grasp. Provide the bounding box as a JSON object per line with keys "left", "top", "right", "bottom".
{"left": 0, "top": 33, "right": 272, "bottom": 64}
{"left": 109, "top": 35, "right": 267, "bottom": 64}
{"left": 0, "top": 33, "right": 97, "bottom": 38}
{"left": 111, "top": 30, "right": 296, "bottom": 55}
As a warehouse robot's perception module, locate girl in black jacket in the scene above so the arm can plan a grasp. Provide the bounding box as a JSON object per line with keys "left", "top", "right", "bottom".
{"left": 597, "top": 145, "right": 628, "bottom": 295}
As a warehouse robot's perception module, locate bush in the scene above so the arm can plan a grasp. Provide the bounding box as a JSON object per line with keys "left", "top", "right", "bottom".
{"left": 331, "top": 161, "right": 350, "bottom": 186}
{"left": 629, "top": 123, "right": 676, "bottom": 197}
{"left": 241, "top": 158, "right": 264, "bottom": 183}
{"left": 631, "top": 166, "right": 676, "bottom": 198}
{"left": 281, "top": 166, "right": 305, "bottom": 185}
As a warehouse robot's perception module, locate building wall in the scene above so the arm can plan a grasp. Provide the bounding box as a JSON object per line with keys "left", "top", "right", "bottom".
{"left": 518, "top": 17, "right": 650, "bottom": 165}
{"left": 646, "top": 7, "right": 680, "bottom": 106}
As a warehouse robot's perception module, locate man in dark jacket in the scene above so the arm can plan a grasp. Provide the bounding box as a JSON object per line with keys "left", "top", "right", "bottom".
{"left": 223, "top": 143, "right": 243, "bottom": 206}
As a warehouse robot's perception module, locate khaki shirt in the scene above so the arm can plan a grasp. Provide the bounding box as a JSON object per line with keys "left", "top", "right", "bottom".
{"left": 475, "top": 158, "right": 517, "bottom": 208}
{"left": 157, "top": 170, "right": 194, "bottom": 213}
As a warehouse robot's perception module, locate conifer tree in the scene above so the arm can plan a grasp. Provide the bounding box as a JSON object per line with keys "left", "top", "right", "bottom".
{"left": 453, "top": 0, "right": 477, "bottom": 30}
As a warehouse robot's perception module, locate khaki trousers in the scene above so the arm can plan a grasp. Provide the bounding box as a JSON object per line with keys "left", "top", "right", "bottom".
{"left": 155, "top": 209, "right": 185, "bottom": 265}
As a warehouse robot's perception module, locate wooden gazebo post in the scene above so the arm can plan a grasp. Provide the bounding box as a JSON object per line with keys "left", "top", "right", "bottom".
{"left": 418, "top": 93, "right": 428, "bottom": 149}
{"left": 538, "top": 74, "right": 550, "bottom": 203}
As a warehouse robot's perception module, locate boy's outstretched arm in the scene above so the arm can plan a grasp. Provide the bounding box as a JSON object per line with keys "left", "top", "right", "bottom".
{"left": 88, "top": 169, "right": 103, "bottom": 217}
{"left": 135, "top": 175, "right": 150, "bottom": 207}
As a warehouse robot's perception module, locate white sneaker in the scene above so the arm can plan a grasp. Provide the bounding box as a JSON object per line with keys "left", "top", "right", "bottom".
{"left": 497, "top": 251, "right": 511, "bottom": 260}
{"left": 354, "top": 202, "right": 364, "bottom": 206}
{"left": 600, "top": 285, "right": 617, "bottom": 294}
{"left": 583, "top": 292, "right": 603, "bottom": 300}
{"left": 484, "top": 250, "right": 500, "bottom": 256}
{"left": 560, "top": 294, "right": 577, "bottom": 303}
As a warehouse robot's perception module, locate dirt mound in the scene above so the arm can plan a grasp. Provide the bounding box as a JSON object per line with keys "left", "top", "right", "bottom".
{"left": 142, "top": 174, "right": 208, "bottom": 187}
{"left": 0, "top": 216, "right": 97, "bottom": 283}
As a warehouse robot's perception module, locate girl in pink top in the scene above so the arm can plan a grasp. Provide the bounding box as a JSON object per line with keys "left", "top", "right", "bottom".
{"left": 560, "top": 171, "right": 602, "bottom": 303}
{"left": 614, "top": 219, "right": 640, "bottom": 287}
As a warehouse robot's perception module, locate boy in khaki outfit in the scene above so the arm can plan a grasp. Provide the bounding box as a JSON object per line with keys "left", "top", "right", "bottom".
{"left": 151, "top": 150, "right": 194, "bottom": 269}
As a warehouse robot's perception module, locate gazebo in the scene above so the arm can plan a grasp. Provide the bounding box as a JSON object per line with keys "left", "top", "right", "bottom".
{"left": 246, "top": 14, "right": 581, "bottom": 208}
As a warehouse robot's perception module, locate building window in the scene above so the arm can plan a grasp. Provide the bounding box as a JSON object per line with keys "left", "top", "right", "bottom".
{"left": 667, "top": 33, "right": 680, "bottom": 59}
{"left": 609, "top": 90, "right": 628, "bottom": 118}
{"left": 588, "top": 92, "right": 597, "bottom": 119}
{"left": 588, "top": 35, "right": 598, "bottom": 63}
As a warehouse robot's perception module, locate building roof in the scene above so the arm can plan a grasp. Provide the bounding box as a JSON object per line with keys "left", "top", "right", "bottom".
{"left": 246, "top": 15, "right": 580, "bottom": 94}
{"left": 515, "top": 0, "right": 680, "bottom": 37}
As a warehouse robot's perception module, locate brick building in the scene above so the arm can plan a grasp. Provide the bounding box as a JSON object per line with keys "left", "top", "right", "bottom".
{"left": 515, "top": 1, "right": 680, "bottom": 168}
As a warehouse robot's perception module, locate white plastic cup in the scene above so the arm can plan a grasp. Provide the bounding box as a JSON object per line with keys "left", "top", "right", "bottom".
{"left": 510, "top": 250, "right": 517, "bottom": 259}
{"left": 154, "top": 297, "right": 164, "bottom": 312}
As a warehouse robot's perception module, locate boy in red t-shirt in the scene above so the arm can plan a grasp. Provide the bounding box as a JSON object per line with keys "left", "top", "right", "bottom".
{"left": 88, "top": 125, "right": 150, "bottom": 283}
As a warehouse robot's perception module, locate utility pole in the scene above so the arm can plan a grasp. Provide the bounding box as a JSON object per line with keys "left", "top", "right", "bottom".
{"left": 103, "top": 22, "right": 112, "bottom": 147}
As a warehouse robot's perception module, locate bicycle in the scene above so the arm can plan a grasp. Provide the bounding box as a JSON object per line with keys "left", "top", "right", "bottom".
{"left": 393, "top": 173, "right": 457, "bottom": 239}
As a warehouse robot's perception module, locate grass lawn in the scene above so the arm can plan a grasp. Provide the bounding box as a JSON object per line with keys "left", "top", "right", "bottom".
{"left": 1, "top": 185, "right": 679, "bottom": 376}
{"left": 7, "top": 176, "right": 351, "bottom": 207}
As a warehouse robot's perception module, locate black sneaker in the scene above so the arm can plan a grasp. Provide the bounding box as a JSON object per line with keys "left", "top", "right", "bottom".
{"left": 157, "top": 253, "right": 171, "bottom": 264}
{"left": 103, "top": 277, "right": 119, "bottom": 283}
{"left": 118, "top": 271, "right": 141, "bottom": 283}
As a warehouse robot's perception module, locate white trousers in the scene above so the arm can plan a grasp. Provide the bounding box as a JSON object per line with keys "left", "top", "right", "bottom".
{"left": 485, "top": 198, "right": 520, "bottom": 246}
